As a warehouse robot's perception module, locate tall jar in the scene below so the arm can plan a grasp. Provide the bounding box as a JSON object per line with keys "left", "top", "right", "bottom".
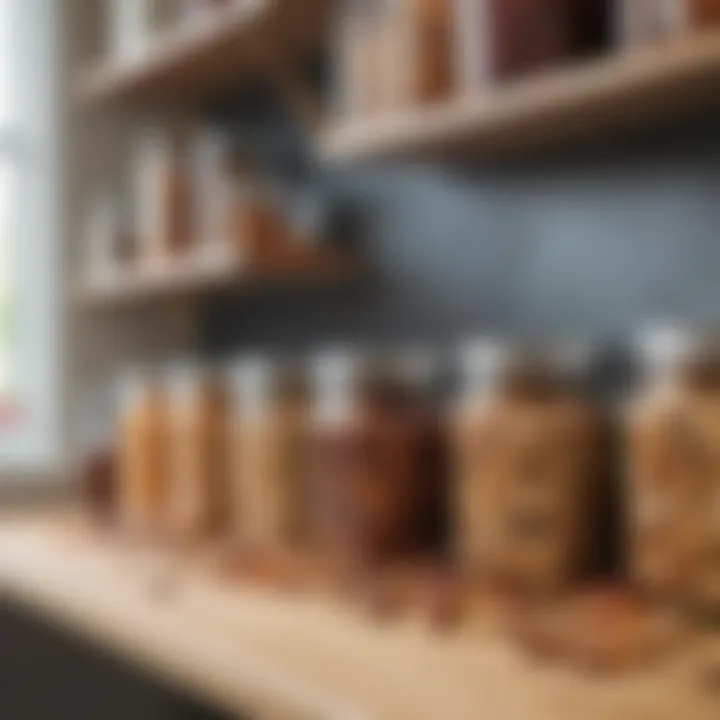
{"left": 333, "top": 0, "right": 386, "bottom": 118}
{"left": 229, "top": 358, "right": 310, "bottom": 555}
{"left": 190, "top": 127, "right": 235, "bottom": 263}
{"left": 626, "top": 328, "right": 720, "bottom": 609}
{"left": 309, "top": 349, "right": 447, "bottom": 580}
{"left": 452, "top": 341, "right": 601, "bottom": 595}
{"left": 390, "top": 0, "right": 455, "bottom": 108}
{"left": 166, "top": 365, "right": 232, "bottom": 543}
{"left": 134, "top": 126, "right": 193, "bottom": 265}
{"left": 117, "top": 370, "right": 169, "bottom": 539}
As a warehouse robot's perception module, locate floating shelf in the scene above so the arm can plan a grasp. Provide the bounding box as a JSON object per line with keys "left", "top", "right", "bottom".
{"left": 78, "top": 247, "right": 358, "bottom": 308}
{"left": 76, "top": 0, "right": 329, "bottom": 107}
{"left": 322, "top": 32, "right": 720, "bottom": 162}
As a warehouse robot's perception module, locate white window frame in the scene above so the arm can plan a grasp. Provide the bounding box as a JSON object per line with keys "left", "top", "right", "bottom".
{"left": 0, "top": 0, "right": 61, "bottom": 479}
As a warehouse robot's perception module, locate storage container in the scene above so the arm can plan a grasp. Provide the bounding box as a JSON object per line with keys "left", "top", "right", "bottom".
{"left": 455, "top": 0, "right": 609, "bottom": 92}
{"left": 334, "top": 0, "right": 454, "bottom": 117}
{"left": 626, "top": 328, "right": 720, "bottom": 609}
{"left": 229, "top": 358, "right": 310, "bottom": 553}
{"left": 618, "top": 0, "right": 720, "bottom": 47}
{"left": 134, "top": 126, "right": 193, "bottom": 264}
{"left": 166, "top": 365, "right": 232, "bottom": 542}
{"left": 452, "top": 340, "right": 601, "bottom": 595}
{"left": 309, "top": 349, "right": 447, "bottom": 579}
{"left": 118, "top": 370, "right": 170, "bottom": 537}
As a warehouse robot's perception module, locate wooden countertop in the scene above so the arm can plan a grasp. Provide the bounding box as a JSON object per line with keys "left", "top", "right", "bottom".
{"left": 0, "top": 515, "right": 718, "bottom": 720}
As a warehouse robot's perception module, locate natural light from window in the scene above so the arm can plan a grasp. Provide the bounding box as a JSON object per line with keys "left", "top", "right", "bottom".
{"left": 0, "top": 0, "right": 14, "bottom": 409}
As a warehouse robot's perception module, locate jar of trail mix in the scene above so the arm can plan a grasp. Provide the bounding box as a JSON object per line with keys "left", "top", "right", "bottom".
{"left": 452, "top": 340, "right": 602, "bottom": 596}
{"left": 626, "top": 328, "right": 720, "bottom": 609}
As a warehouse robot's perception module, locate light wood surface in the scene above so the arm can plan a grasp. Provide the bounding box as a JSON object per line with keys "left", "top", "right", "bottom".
{"left": 0, "top": 515, "right": 718, "bottom": 720}
{"left": 322, "top": 32, "right": 720, "bottom": 162}
{"left": 78, "top": 248, "right": 358, "bottom": 308}
{"left": 76, "top": 0, "right": 330, "bottom": 108}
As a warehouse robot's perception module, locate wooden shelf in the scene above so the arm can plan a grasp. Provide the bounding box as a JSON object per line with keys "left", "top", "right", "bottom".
{"left": 322, "top": 32, "right": 720, "bottom": 162}
{"left": 78, "top": 247, "right": 358, "bottom": 308}
{"left": 1, "top": 515, "right": 718, "bottom": 720}
{"left": 76, "top": 0, "right": 329, "bottom": 107}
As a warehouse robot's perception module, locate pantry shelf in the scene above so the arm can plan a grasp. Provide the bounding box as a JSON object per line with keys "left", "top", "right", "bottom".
{"left": 76, "top": 0, "right": 330, "bottom": 107}
{"left": 321, "top": 32, "right": 720, "bottom": 162}
{"left": 77, "top": 249, "right": 358, "bottom": 308}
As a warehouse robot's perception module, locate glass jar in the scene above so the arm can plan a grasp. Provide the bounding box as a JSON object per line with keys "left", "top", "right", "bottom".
{"left": 392, "top": 0, "right": 455, "bottom": 107}
{"left": 134, "top": 126, "right": 193, "bottom": 265}
{"left": 118, "top": 369, "right": 169, "bottom": 538}
{"left": 626, "top": 328, "right": 719, "bottom": 608}
{"left": 190, "top": 127, "right": 235, "bottom": 263}
{"left": 229, "top": 358, "right": 310, "bottom": 554}
{"left": 166, "top": 365, "right": 232, "bottom": 543}
{"left": 231, "top": 174, "right": 288, "bottom": 271}
{"left": 452, "top": 340, "right": 601, "bottom": 595}
{"left": 309, "top": 348, "right": 447, "bottom": 578}
{"left": 454, "top": 0, "right": 608, "bottom": 92}
{"left": 333, "top": 0, "right": 388, "bottom": 118}
{"left": 617, "top": 0, "right": 720, "bottom": 47}
{"left": 79, "top": 386, "right": 119, "bottom": 530}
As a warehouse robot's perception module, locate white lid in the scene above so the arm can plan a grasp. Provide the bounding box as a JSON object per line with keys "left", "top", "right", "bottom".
{"left": 228, "top": 357, "right": 277, "bottom": 415}
{"left": 117, "top": 367, "right": 153, "bottom": 408}
{"left": 459, "top": 337, "right": 512, "bottom": 389}
{"left": 311, "top": 347, "right": 362, "bottom": 424}
{"left": 635, "top": 324, "right": 700, "bottom": 373}
{"left": 164, "top": 361, "right": 209, "bottom": 402}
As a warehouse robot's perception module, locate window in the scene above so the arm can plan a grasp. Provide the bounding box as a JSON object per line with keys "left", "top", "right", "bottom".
{"left": 0, "top": 0, "right": 59, "bottom": 475}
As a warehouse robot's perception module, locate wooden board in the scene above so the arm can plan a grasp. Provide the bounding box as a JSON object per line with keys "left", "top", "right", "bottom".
{"left": 322, "top": 32, "right": 720, "bottom": 162}
{"left": 76, "top": 0, "right": 330, "bottom": 108}
{"left": 77, "top": 248, "right": 359, "bottom": 309}
{"left": 0, "top": 515, "right": 718, "bottom": 720}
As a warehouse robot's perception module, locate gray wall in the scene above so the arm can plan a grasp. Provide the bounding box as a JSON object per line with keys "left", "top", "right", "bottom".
{"left": 203, "top": 111, "right": 720, "bottom": 357}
